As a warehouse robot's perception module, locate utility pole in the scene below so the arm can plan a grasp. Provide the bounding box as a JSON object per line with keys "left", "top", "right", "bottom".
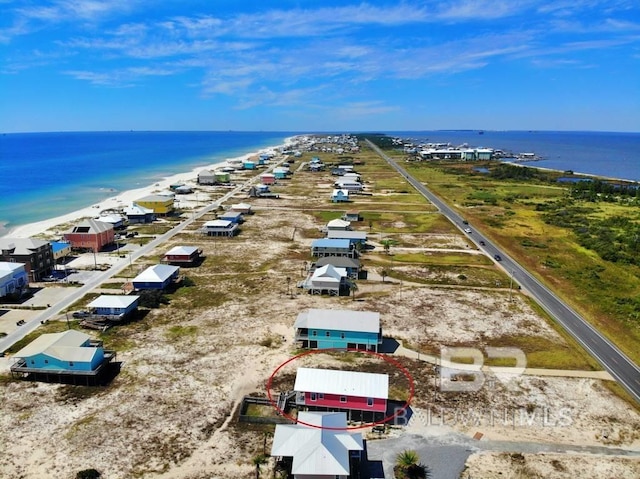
{"left": 509, "top": 270, "right": 515, "bottom": 302}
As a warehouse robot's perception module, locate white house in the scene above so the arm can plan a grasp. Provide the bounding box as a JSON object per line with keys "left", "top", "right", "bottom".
{"left": 271, "top": 411, "right": 363, "bottom": 479}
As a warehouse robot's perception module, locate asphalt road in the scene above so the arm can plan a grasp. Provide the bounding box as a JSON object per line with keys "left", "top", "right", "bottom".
{"left": 366, "top": 139, "right": 640, "bottom": 404}
{"left": 0, "top": 167, "right": 271, "bottom": 355}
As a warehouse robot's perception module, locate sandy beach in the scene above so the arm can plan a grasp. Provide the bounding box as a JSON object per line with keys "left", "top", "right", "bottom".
{"left": 2, "top": 139, "right": 295, "bottom": 240}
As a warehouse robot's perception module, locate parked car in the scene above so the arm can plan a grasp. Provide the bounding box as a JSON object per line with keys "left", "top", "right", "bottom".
{"left": 494, "top": 254, "right": 502, "bottom": 261}
{"left": 72, "top": 311, "right": 91, "bottom": 319}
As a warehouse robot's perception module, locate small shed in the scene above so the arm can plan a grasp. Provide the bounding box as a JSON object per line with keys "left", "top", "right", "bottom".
{"left": 342, "top": 211, "right": 361, "bottom": 222}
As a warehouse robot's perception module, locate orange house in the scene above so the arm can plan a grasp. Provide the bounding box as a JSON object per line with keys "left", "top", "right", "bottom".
{"left": 63, "top": 219, "right": 115, "bottom": 252}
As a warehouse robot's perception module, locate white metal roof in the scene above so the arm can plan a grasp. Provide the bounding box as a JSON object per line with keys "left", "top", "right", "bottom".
{"left": 294, "top": 367, "right": 389, "bottom": 399}
{"left": 125, "top": 204, "right": 154, "bottom": 215}
{"left": 231, "top": 202, "right": 252, "bottom": 211}
{"left": 271, "top": 412, "right": 362, "bottom": 476}
{"left": 327, "top": 218, "right": 351, "bottom": 229}
{"left": 88, "top": 295, "right": 140, "bottom": 309}
{"left": 294, "top": 309, "right": 380, "bottom": 334}
{"left": 165, "top": 245, "right": 199, "bottom": 256}
{"left": 311, "top": 264, "right": 347, "bottom": 281}
{"left": 13, "top": 330, "right": 97, "bottom": 362}
{"left": 203, "top": 219, "right": 233, "bottom": 228}
{"left": 327, "top": 230, "right": 367, "bottom": 240}
{"left": 0, "top": 262, "right": 25, "bottom": 273}
{"left": 133, "top": 264, "right": 179, "bottom": 283}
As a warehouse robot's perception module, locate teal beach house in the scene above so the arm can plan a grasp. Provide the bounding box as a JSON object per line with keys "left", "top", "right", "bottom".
{"left": 294, "top": 308, "right": 382, "bottom": 352}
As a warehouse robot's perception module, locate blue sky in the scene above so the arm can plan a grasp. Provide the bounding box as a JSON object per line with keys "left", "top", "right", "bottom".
{"left": 1, "top": 0, "right": 639, "bottom": 133}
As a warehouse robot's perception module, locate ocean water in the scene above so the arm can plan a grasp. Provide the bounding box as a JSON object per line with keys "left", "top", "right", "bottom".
{"left": 0, "top": 131, "right": 295, "bottom": 234}
{"left": 392, "top": 130, "right": 640, "bottom": 182}
{"left": 2, "top": 130, "right": 639, "bottom": 236}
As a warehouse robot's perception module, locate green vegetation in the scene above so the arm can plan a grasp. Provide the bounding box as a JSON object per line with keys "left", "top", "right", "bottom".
{"left": 402, "top": 157, "right": 640, "bottom": 364}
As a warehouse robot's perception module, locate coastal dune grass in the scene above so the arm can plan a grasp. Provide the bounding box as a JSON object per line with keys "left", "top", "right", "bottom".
{"left": 401, "top": 157, "right": 640, "bottom": 365}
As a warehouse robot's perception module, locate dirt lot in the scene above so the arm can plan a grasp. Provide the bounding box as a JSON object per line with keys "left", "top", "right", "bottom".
{"left": 1, "top": 151, "right": 639, "bottom": 479}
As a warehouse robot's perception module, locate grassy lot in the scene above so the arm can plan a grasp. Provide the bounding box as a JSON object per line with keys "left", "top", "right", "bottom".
{"left": 400, "top": 157, "right": 640, "bottom": 364}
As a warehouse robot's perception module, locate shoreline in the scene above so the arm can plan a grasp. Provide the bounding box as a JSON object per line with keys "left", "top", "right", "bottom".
{"left": 502, "top": 159, "right": 640, "bottom": 184}
{"left": 2, "top": 137, "right": 296, "bottom": 239}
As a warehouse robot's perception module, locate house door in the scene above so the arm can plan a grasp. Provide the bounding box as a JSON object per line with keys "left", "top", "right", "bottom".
{"left": 310, "top": 340, "right": 318, "bottom": 348}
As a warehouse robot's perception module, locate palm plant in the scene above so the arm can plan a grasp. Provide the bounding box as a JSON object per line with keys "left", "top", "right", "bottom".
{"left": 394, "top": 450, "right": 431, "bottom": 479}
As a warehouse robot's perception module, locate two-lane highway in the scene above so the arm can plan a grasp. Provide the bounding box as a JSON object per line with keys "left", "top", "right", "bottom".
{"left": 366, "top": 139, "right": 640, "bottom": 404}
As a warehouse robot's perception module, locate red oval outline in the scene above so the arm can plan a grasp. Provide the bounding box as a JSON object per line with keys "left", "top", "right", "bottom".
{"left": 266, "top": 348, "right": 414, "bottom": 431}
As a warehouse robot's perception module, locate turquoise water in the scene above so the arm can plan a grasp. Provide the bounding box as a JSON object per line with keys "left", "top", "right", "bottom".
{"left": 0, "top": 131, "right": 296, "bottom": 233}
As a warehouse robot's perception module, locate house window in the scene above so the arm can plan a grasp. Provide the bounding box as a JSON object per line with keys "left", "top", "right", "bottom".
{"left": 340, "top": 396, "right": 347, "bottom": 403}
{"left": 325, "top": 331, "right": 330, "bottom": 337}
{"left": 340, "top": 332, "right": 345, "bottom": 339}
{"left": 318, "top": 393, "right": 324, "bottom": 400}
{"left": 312, "top": 331, "right": 317, "bottom": 336}
{"left": 367, "top": 397, "right": 374, "bottom": 407}
{"left": 310, "top": 393, "right": 317, "bottom": 401}
{"left": 69, "top": 362, "right": 74, "bottom": 367}
{"left": 30, "top": 360, "right": 34, "bottom": 364}
{"left": 44, "top": 359, "right": 48, "bottom": 364}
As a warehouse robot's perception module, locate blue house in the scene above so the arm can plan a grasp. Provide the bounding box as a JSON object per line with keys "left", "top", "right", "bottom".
{"left": 331, "top": 188, "right": 350, "bottom": 203}
{"left": 273, "top": 167, "right": 289, "bottom": 179}
{"left": 87, "top": 295, "right": 140, "bottom": 320}
{"left": 311, "top": 239, "right": 357, "bottom": 258}
{"left": 243, "top": 160, "right": 256, "bottom": 170}
{"left": 294, "top": 309, "right": 382, "bottom": 352}
{"left": 0, "top": 262, "right": 29, "bottom": 299}
{"left": 132, "top": 264, "right": 180, "bottom": 290}
{"left": 10, "top": 330, "right": 116, "bottom": 385}
{"left": 218, "top": 210, "right": 244, "bottom": 224}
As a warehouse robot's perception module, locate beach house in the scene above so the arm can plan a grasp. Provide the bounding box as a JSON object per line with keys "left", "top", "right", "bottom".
{"left": 294, "top": 367, "right": 389, "bottom": 421}
{"left": 326, "top": 218, "right": 351, "bottom": 231}
{"left": 304, "top": 264, "right": 349, "bottom": 296}
{"left": 326, "top": 229, "right": 367, "bottom": 246}
{"left": 96, "top": 214, "right": 126, "bottom": 230}
{"left": 271, "top": 411, "right": 363, "bottom": 479}
{"left": 132, "top": 264, "right": 180, "bottom": 290}
{"left": 260, "top": 173, "right": 276, "bottom": 185}
{"left": 331, "top": 189, "right": 350, "bottom": 203}
{"left": 201, "top": 219, "right": 239, "bottom": 237}
{"left": 342, "top": 211, "right": 361, "bottom": 222}
{"left": 63, "top": 218, "right": 115, "bottom": 252}
{"left": 215, "top": 171, "right": 231, "bottom": 183}
{"left": 124, "top": 204, "right": 156, "bottom": 224}
{"left": 218, "top": 210, "right": 244, "bottom": 224}
{"left": 294, "top": 309, "right": 382, "bottom": 352}
{"left": 9, "top": 330, "right": 116, "bottom": 385}
{"left": 315, "top": 256, "right": 362, "bottom": 279}
{"left": 0, "top": 238, "right": 55, "bottom": 282}
{"left": 0, "top": 262, "right": 29, "bottom": 299}
{"left": 197, "top": 169, "right": 216, "bottom": 185}
{"left": 229, "top": 202, "right": 253, "bottom": 215}
{"left": 163, "top": 245, "right": 203, "bottom": 266}
{"left": 311, "top": 239, "right": 357, "bottom": 259}
{"left": 135, "top": 194, "right": 175, "bottom": 216}
{"left": 87, "top": 295, "right": 140, "bottom": 320}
